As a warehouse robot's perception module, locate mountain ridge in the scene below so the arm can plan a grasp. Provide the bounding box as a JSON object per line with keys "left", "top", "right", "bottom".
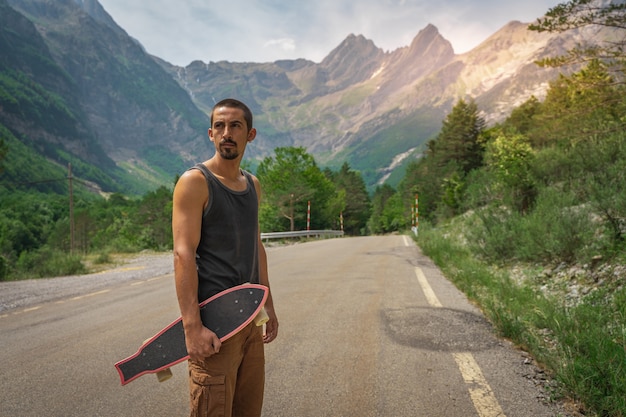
{"left": 2, "top": 0, "right": 598, "bottom": 193}
{"left": 159, "top": 19, "right": 568, "bottom": 186}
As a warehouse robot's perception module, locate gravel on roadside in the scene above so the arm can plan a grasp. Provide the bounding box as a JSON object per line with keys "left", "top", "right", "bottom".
{"left": 0, "top": 252, "right": 173, "bottom": 313}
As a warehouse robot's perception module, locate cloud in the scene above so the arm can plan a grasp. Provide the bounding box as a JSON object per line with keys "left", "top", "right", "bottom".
{"left": 264, "top": 38, "right": 297, "bottom": 53}
{"left": 98, "top": 0, "right": 559, "bottom": 65}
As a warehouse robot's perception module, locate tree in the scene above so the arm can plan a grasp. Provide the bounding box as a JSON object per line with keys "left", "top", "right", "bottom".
{"left": 528, "top": 60, "right": 625, "bottom": 146}
{"left": 431, "top": 98, "right": 486, "bottom": 175}
{"left": 257, "top": 147, "right": 334, "bottom": 231}
{"left": 136, "top": 186, "right": 173, "bottom": 249}
{"left": 406, "top": 98, "right": 486, "bottom": 220}
{"left": 505, "top": 96, "right": 542, "bottom": 135}
{"left": 529, "top": 0, "right": 626, "bottom": 78}
{"left": 326, "top": 162, "right": 371, "bottom": 235}
{"left": 484, "top": 129, "right": 537, "bottom": 213}
{"left": 0, "top": 128, "right": 7, "bottom": 174}
{"left": 368, "top": 184, "right": 397, "bottom": 234}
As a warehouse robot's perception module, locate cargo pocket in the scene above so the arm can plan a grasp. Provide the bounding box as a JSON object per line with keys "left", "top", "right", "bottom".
{"left": 189, "top": 367, "right": 226, "bottom": 417}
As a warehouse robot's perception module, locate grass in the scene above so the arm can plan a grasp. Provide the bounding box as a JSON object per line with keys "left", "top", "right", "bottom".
{"left": 415, "top": 220, "right": 626, "bottom": 417}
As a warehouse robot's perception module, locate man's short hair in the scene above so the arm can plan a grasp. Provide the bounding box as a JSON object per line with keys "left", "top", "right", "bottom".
{"left": 211, "top": 98, "right": 253, "bottom": 132}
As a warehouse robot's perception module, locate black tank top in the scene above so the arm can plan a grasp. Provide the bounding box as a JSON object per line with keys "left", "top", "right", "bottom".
{"left": 191, "top": 163, "right": 259, "bottom": 302}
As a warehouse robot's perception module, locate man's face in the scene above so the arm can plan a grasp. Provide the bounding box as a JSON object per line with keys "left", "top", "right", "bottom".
{"left": 209, "top": 106, "right": 256, "bottom": 160}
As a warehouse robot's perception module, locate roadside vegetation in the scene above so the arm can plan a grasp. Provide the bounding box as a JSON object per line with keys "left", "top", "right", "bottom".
{"left": 410, "top": 2, "right": 626, "bottom": 415}
{"left": 417, "top": 219, "right": 625, "bottom": 417}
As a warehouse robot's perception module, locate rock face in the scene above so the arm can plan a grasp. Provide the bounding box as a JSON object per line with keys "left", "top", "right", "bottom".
{"left": 3, "top": 0, "right": 604, "bottom": 192}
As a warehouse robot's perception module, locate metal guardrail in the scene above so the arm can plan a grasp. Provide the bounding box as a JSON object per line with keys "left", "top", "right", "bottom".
{"left": 260, "top": 230, "right": 344, "bottom": 241}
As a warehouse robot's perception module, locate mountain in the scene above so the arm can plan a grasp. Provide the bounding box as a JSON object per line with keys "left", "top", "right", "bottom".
{"left": 2, "top": 0, "right": 211, "bottom": 194}
{"left": 160, "top": 21, "right": 568, "bottom": 186}
{"left": 1, "top": 0, "right": 602, "bottom": 194}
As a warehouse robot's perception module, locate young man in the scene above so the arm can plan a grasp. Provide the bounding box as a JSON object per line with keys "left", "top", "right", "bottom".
{"left": 172, "top": 98, "right": 278, "bottom": 417}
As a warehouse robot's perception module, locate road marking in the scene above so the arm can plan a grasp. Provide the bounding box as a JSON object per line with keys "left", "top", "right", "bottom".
{"left": 130, "top": 275, "right": 166, "bottom": 286}
{"left": 453, "top": 352, "right": 506, "bottom": 417}
{"left": 414, "top": 267, "right": 443, "bottom": 307}
{"left": 414, "top": 265, "right": 507, "bottom": 417}
{"left": 96, "top": 266, "right": 146, "bottom": 274}
{"left": 1, "top": 273, "right": 169, "bottom": 319}
{"left": 1, "top": 286, "right": 113, "bottom": 319}
{"left": 70, "top": 289, "right": 111, "bottom": 301}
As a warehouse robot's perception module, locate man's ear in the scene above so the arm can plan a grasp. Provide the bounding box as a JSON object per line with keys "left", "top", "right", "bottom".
{"left": 247, "top": 128, "right": 257, "bottom": 143}
{"left": 208, "top": 128, "right": 214, "bottom": 142}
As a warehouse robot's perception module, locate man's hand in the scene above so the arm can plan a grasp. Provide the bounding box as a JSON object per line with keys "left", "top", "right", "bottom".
{"left": 263, "top": 308, "right": 279, "bottom": 344}
{"left": 185, "top": 325, "right": 222, "bottom": 362}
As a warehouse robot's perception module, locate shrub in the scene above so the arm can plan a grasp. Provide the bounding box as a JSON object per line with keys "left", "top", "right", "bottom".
{"left": 16, "top": 247, "right": 86, "bottom": 278}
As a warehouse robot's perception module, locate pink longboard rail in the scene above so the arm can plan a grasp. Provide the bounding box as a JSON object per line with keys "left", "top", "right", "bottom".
{"left": 115, "top": 283, "right": 268, "bottom": 385}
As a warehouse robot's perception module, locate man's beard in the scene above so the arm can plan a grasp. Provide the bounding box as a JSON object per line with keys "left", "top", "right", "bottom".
{"left": 218, "top": 141, "right": 239, "bottom": 160}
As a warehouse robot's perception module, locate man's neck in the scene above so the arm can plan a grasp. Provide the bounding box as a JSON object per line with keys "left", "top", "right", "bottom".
{"left": 206, "top": 156, "right": 243, "bottom": 181}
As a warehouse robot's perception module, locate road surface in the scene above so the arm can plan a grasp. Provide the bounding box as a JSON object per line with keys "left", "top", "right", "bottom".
{"left": 0, "top": 236, "right": 569, "bottom": 416}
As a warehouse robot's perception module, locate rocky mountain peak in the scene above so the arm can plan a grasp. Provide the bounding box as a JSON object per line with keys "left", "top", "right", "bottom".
{"left": 319, "top": 33, "right": 386, "bottom": 88}
{"left": 371, "top": 24, "right": 455, "bottom": 100}
{"left": 408, "top": 24, "right": 451, "bottom": 53}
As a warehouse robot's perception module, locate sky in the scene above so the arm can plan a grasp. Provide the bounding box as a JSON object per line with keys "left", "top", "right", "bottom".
{"left": 97, "top": 0, "right": 561, "bottom": 66}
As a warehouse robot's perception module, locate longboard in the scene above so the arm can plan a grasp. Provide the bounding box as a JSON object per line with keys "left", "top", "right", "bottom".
{"left": 115, "top": 283, "right": 268, "bottom": 385}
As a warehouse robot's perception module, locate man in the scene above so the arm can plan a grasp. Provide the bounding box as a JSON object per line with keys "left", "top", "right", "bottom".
{"left": 172, "top": 98, "right": 278, "bottom": 417}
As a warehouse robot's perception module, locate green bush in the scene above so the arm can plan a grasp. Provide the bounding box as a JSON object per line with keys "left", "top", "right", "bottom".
{"left": 0, "top": 255, "right": 7, "bottom": 281}
{"left": 515, "top": 188, "right": 597, "bottom": 263}
{"left": 467, "top": 187, "right": 599, "bottom": 264}
{"left": 93, "top": 251, "right": 111, "bottom": 264}
{"left": 16, "top": 247, "right": 86, "bottom": 278}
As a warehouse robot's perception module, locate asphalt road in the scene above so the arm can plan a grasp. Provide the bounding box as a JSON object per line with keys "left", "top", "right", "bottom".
{"left": 0, "top": 236, "right": 569, "bottom": 416}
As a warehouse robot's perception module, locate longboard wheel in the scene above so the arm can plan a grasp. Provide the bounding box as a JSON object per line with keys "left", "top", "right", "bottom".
{"left": 141, "top": 338, "right": 174, "bottom": 383}
{"left": 254, "top": 307, "right": 269, "bottom": 326}
{"left": 156, "top": 368, "right": 173, "bottom": 383}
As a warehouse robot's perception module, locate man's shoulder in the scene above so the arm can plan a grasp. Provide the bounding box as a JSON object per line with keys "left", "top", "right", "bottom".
{"left": 174, "top": 166, "right": 210, "bottom": 197}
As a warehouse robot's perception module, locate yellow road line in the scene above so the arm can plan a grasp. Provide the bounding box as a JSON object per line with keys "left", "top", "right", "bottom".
{"left": 414, "top": 267, "right": 443, "bottom": 308}
{"left": 453, "top": 352, "right": 506, "bottom": 417}
{"left": 70, "top": 289, "right": 111, "bottom": 301}
{"left": 96, "top": 266, "right": 146, "bottom": 274}
{"left": 413, "top": 265, "right": 507, "bottom": 417}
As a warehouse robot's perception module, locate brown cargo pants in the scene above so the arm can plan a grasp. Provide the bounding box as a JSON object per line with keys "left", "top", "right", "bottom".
{"left": 188, "top": 322, "right": 265, "bottom": 417}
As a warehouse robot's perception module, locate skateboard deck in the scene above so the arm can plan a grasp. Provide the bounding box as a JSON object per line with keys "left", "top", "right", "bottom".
{"left": 115, "top": 283, "right": 268, "bottom": 385}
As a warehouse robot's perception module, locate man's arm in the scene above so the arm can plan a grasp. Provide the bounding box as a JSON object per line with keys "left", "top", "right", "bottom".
{"left": 172, "top": 169, "right": 221, "bottom": 360}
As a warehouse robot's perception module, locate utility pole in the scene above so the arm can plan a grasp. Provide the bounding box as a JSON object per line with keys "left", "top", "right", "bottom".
{"left": 68, "top": 163, "right": 74, "bottom": 253}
